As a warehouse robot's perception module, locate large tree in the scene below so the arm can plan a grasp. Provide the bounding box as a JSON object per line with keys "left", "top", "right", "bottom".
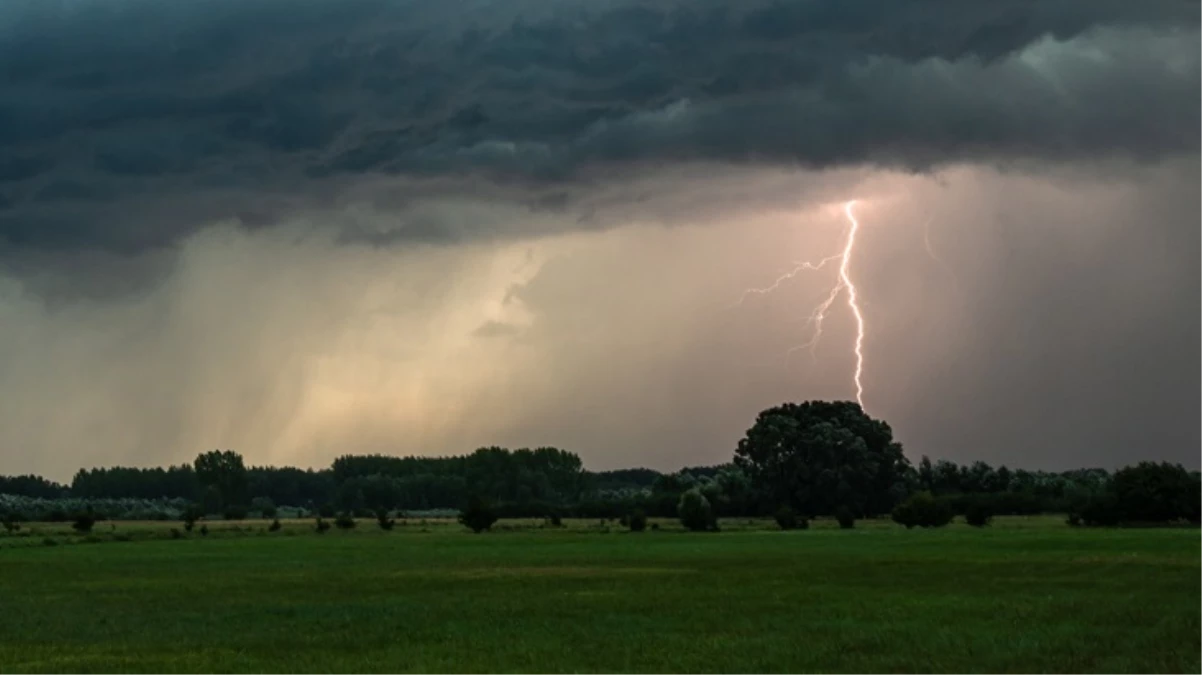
{"left": 194, "top": 450, "right": 249, "bottom": 510}
{"left": 733, "top": 401, "right": 910, "bottom": 517}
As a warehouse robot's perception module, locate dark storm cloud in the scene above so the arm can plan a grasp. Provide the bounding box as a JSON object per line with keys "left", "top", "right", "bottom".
{"left": 0, "top": 0, "right": 1197, "bottom": 254}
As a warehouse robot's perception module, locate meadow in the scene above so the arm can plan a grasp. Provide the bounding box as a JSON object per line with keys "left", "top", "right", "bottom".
{"left": 0, "top": 516, "right": 1197, "bottom": 673}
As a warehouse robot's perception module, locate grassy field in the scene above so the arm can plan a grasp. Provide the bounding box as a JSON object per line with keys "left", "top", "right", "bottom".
{"left": 0, "top": 516, "right": 1197, "bottom": 673}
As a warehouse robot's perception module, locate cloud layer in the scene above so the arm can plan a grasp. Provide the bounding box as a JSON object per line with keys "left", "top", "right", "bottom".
{"left": 0, "top": 0, "right": 1198, "bottom": 254}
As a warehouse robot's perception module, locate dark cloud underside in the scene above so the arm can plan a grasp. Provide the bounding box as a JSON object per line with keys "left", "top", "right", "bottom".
{"left": 0, "top": 0, "right": 1197, "bottom": 253}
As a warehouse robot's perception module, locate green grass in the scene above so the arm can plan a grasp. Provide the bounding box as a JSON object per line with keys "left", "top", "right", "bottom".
{"left": 0, "top": 516, "right": 1197, "bottom": 673}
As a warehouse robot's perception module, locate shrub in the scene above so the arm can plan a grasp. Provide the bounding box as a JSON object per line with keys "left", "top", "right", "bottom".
{"left": 315, "top": 517, "right": 331, "bottom": 534}
{"left": 774, "top": 506, "right": 800, "bottom": 531}
{"left": 182, "top": 504, "right": 203, "bottom": 532}
{"left": 1066, "top": 512, "right": 1083, "bottom": 527}
{"left": 628, "top": 509, "right": 648, "bottom": 532}
{"left": 678, "top": 488, "right": 716, "bottom": 532}
{"left": 1111, "top": 462, "right": 1197, "bottom": 524}
{"left": 222, "top": 505, "right": 249, "bottom": 521}
{"left": 71, "top": 509, "right": 97, "bottom": 533}
{"left": 618, "top": 513, "right": 629, "bottom": 527}
{"left": 835, "top": 505, "right": 856, "bottom": 530}
{"left": 545, "top": 513, "right": 563, "bottom": 528}
{"left": 42, "top": 537, "right": 57, "bottom": 547}
{"left": 250, "top": 497, "right": 277, "bottom": 519}
{"left": 169, "top": 527, "right": 182, "bottom": 539}
{"left": 375, "top": 509, "right": 394, "bottom": 531}
{"left": 1076, "top": 493, "right": 1122, "bottom": 527}
{"left": 650, "top": 523, "right": 660, "bottom": 531}
{"left": 199, "top": 524, "right": 209, "bottom": 536}
{"left": 458, "top": 496, "right": 499, "bottom": 533}
{"left": 268, "top": 518, "right": 282, "bottom": 532}
{"left": 334, "top": 512, "right": 357, "bottom": 530}
{"left": 891, "top": 492, "right": 953, "bottom": 529}
{"left": 1, "top": 513, "right": 19, "bottom": 533}
{"left": 965, "top": 500, "right": 993, "bottom": 527}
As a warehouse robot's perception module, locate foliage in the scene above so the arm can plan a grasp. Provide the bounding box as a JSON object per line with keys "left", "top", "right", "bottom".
{"left": 964, "top": 500, "right": 993, "bottom": 527}
{"left": 734, "top": 401, "right": 910, "bottom": 517}
{"left": 774, "top": 506, "right": 800, "bottom": 531}
{"left": 314, "top": 518, "right": 331, "bottom": 534}
{"left": 71, "top": 509, "right": 97, "bottom": 533}
{"left": 199, "top": 524, "right": 209, "bottom": 536}
{"left": 628, "top": 508, "right": 647, "bottom": 532}
{"left": 223, "top": 505, "right": 249, "bottom": 521}
{"left": 835, "top": 505, "right": 856, "bottom": 529}
{"left": 250, "top": 497, "right": 277, "bottom": 518}
{"left": 678, "top": 488, "right": 717, "bottom": 532}
{"left": 375, "top": 509, "right": 395, "bottom": 531}
{"left": 459, "top": 496, "right": 499, "bottom": 533}
{"left": 334, "top": 512, "right": 357, "bottom": 530}
{"left": 891, "top": 492, "right": 953, "bottom": 529}
{"left": 1, "top": 512, "right": 19, "bottom": 532}
{"left": 1110, "top": 462, "right": 1197, "bottom": 524}
{"left": 194, "top": 450, "right": 249, "bottom": 513}
{"left": 268, "top": 519, "right": 282, "bottom": 532}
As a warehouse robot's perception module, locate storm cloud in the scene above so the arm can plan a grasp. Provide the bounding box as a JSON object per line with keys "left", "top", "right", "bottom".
{"left": 0, "top": 0, "right": 1197, "bottom": 254}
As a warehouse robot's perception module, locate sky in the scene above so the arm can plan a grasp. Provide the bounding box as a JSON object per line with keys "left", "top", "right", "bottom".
{"left": 0, "top": 0, "right": 1198, "bottom": 480}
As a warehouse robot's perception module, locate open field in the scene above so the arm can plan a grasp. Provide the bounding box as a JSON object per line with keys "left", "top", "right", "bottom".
{"left": 0, "top": 516, "right": 1198, "bottom": 673}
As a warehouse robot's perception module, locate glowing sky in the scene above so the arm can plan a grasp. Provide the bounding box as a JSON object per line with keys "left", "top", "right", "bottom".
{"left": 0, "top": 1, "right": 1198, "bottom": 479}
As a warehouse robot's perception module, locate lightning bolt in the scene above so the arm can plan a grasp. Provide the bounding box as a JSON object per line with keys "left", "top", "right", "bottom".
{"left": 734, "top": 200, "right": 867, "bottom": 409}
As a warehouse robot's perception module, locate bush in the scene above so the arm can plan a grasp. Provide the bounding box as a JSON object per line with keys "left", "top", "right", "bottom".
{"left": 1072, "top": 493, "right": 1122, "bottom": 527}
{"left": 1, "top": 512, "right": 19, "bottom": 533}
{"left": 650, "top": 523, "right": 660, "bottom": 531}
{"left": 628, "top": 508, "right": 647, "bottom": 532}
{"left": 835, "top": 505, "right": 856, "bottom": 529}
{"left": 375, "top": 509, "right": 394, "bottom": 531}
{"left": 546, "top": 513, "right": 563, "bottom": 528}
{"left": 891, "top": 492, "right": 953, "bottom": 529}
{"left": 268, "top": 518, "right": 282, "bottom": 532}
{"left": 199, "top": 524, "right": 209, "bottom": 536}
{"left": 169, "top": 527, "right": 182, "bottom": 539}
{"left": 250, "top": 497, "right": 277, "bottom": 519}
{"left": 334, "top": 512, "right": 357, "bottom": 530}
{"left": 964, "top": 500, "right": 993, "bottom": 527}
{"left": 459, "top": 496, "right": 498, "bottom": 533}
{"left": 71, "top": 509, "right": 97, "bottom": 533}
{"left": 315, "top": 517, "right": 331, "bottom": 534}
{"left": 182, "top": 504, "right": 203, "bottom": 532}
{"left": 678, "top": 488, "right": 717, "bottom": 532}
{"left": 1111, "top": 462, "right": 1197, "bottom": 524}
{"left": 774, "top": 506, "right": 800, "bottom": 531}
{"left": 222, "top": 505, "right": 249, "bottom": 521}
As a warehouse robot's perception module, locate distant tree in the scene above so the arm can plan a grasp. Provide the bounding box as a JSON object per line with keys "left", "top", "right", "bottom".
{"left": 1110, "top": 462, "right": 1196, "bottom": 523}
{"left": 222, "top": 505, "right": 249, "bottom": 521}
{"left": 628, "top": 508, "right": 648, "bottom": 532}
{"left": 181, "top": 504, "right": 203, "bottom": 532}
{"left": 72, "top": 508, "right": 97, "bottom": 533}
{"left": 194, "top": 450, "right": 248, "bottom": 512}
{"left": 250, "top": 497, "right": 277, "bottom": 519}
{"left": 964, "top": 499, "right": 993, "bottom": 527}
{"left": 375, "top": 508, "right": 395, "bottom": 531}
{"left": 458, "top": 496, "right": 498, "bottom": 533}
{"left": 334, "top": 512, "right": 357, "bottom": 530}
{"left": 734, "top": 401, "right": 910, "bottom": 517}
{"left": 891, "top": 492, "right": 953, "bottom": 529}
{"left": 834, "top": 505, "right": 856, "bottom": 529}
{"left": 774, "top": 506, "right": 801, "bottom": 531}
{"left": 678, "top": 488, "right": 716, "bottom": 532}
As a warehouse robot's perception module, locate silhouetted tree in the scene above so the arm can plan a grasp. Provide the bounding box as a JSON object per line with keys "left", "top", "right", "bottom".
{"left": 734, "top": 401, "right": 910, "bottom": 517}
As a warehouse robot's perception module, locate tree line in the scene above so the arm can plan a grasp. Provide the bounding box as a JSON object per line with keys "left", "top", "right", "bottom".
{"left": 2, "top": 401, "right": 1197, "bottom": 526}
